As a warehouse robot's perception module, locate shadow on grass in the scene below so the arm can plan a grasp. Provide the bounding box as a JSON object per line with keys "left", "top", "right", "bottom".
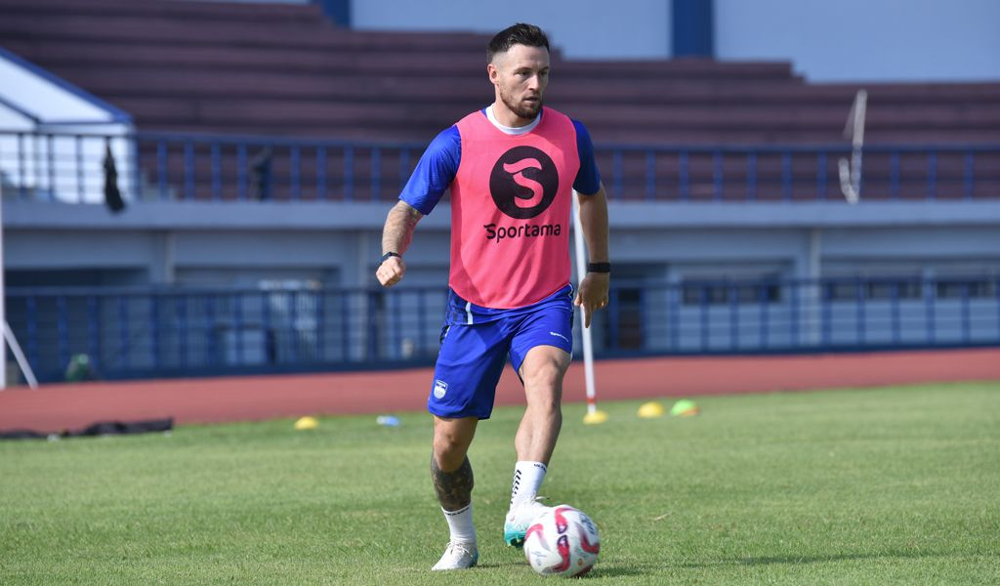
{"left": 588, "top": 565, "right": 649, "bottom": 578}
{"left": 679, "top": 550, "right": 947, "bottom": 568}
{"left": 476, "top": 560, "right": 647, "bottom": 579}
{"left": 475, "top": 561, "right": 532, "bottom": 569}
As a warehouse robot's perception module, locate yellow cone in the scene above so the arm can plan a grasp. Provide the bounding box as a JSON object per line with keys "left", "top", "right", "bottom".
{"left": 583, "top": 410, "right": 609, "bottom": 425}
{"left": 637, "top": 401, "right": 665, "bottom": 419}
{"left": 294, "top": 416, "right": 319, "bottom": 430}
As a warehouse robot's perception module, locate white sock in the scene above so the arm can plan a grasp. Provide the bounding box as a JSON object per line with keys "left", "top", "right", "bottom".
{"left": 509, "top": 461, "right": 547, "bottom": 509}
{"left": 442, "top": 504, "right": 476, "bottom": 544}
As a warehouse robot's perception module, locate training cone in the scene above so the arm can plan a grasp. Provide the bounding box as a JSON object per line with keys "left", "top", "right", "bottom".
{"left": 582, "top": 409, "right": 609, "bottom": 425}
{"left": 670, "top": 399, "right": 700, "bottom": 417}
{"left": 294, "top": 416, "right": 319, "bottom": 430}
{"left": 637, "top": 401, "right": 665, "bottom": 419}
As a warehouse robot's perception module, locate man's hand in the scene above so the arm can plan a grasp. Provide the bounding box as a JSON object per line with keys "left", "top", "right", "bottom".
{"left": 377, "top": 201, "right": 421, "bottom": 288}
{"left": 574, "top": 272, "right": 610, "bottom": 328}
{"left": 376, "top": 256, "right": 406, "bottom": 287}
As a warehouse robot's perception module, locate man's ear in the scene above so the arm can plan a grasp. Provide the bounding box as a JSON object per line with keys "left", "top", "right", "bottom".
{"left": 487, "top": 63, "right": 499, "bottom": 85}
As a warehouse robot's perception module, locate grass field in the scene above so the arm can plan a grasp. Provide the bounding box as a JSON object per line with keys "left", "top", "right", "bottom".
{"left": 1, "top": 381, "right": 998, "bottom": 585}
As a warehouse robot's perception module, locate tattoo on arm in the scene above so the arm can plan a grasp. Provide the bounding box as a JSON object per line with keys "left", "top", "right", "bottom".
{"left": 382, "top": 201, "right": 422, "bottom": 255}
{"left": 430, "top": 455, "right": 474, "bottom": 512}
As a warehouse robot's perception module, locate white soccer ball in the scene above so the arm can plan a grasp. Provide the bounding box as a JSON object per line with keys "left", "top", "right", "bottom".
{"left": 523, "top": 505, "right": 600, "bottom": 577}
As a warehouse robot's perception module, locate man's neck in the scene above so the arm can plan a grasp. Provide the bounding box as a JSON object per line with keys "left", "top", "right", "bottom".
{"left": 488, "top": 103, "right": 540, "bottom": 135}
{"left": 490, "top": 102, "right": 538, "bottom": 128}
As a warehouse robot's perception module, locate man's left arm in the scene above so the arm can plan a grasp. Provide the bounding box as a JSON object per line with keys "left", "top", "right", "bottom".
{"left": 574, "top": 182, "right": 610, "bottom": 328}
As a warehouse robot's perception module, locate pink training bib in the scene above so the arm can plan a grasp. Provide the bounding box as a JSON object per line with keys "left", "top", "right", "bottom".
{"left": 450, "top": 107, "right": 581, "bottom": 309}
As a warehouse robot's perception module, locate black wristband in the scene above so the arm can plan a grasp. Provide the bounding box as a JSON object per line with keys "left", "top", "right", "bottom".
{"left": 587, "top": 262, "right": 611, "bottom": 274}
{"left": 379, "top": 251, "right": 401, "bottom": 264}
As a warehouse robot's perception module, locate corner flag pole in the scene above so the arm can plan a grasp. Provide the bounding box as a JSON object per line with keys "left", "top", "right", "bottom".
{"left": 838, "top": 89, "right": 867, "bottom": 205}
{"left": 572, "top": 191, "right": 607, "bottom": 425}
{"left": 0, "top": 180, "right": 5, "bottom": 390}
{"left": 0, "top": 182, "right": 39, "bottom": 390}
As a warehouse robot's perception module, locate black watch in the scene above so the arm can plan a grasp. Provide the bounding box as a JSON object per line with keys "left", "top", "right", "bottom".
{"left": 587, "top": 262, "right": 611, "bottom": 274}
{"left": 380, "top": 251, "right": 401, "bottom": 264}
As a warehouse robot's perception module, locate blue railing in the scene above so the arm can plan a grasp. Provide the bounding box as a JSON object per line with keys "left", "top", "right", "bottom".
{"left": 6, "top": 275, "right": 999, "bottom": 383}
{"left": 2, "top": 130, "right": 999, "bottom": 203}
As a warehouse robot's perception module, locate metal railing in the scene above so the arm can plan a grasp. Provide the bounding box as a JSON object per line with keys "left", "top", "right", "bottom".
{"left": 2, "top": 130, "right": 999, "bottom": 203}
{"left": 6, "top": 275, "right": 999, "bottom": 383}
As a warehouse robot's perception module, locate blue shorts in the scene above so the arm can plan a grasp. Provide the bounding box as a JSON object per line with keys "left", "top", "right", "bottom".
{"left": 428, "top": 285, "right": 574, "bottom": 420}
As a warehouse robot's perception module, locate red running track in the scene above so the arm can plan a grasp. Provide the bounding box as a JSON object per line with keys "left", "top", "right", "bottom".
{"left": 1, "top": 348, "right": 997, "bottom": 432}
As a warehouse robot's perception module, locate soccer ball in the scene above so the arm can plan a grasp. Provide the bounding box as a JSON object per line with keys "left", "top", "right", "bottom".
{"left": 523, "top": 505, "right": 600, "bottom": 577}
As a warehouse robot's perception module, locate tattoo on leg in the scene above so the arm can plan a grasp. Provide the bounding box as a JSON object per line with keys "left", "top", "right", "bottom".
{"left": 431, "top": 455, "right": 474, "bottom": 512}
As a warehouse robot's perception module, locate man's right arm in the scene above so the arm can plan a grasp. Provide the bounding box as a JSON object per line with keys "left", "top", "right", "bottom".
{"left": 374, "top": 125, "right": 461, "bottom": 288}
{"left": 376, "top": 201, "right": 423, "bottom": 287}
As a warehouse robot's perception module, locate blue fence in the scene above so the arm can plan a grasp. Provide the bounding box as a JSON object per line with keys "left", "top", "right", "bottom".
{"left": 2, "top": 130, "right": 999, "bottom": 203}
{"left": 6, "top": 275, "right": 999, "bottom": 383}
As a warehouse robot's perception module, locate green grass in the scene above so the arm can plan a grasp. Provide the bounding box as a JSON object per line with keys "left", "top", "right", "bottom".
{"left": 1, "top": 381, "right": 999, "bottom": 585}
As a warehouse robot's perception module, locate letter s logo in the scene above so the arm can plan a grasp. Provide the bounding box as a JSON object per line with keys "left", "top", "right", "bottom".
{"left": 490, "top": 146, "right": 559, "bottom": 219}
{"left": 502, "top": 158, "right": 545, "bottom": 208}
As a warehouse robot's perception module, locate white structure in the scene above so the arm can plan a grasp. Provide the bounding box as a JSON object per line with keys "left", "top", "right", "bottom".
{"left": 0, "top": 48, "right": 135, "bottom": 205}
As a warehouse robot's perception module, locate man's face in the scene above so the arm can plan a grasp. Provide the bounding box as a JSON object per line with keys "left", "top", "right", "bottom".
{"left": 489, "top": 44, "right": 550, "bottom": 122}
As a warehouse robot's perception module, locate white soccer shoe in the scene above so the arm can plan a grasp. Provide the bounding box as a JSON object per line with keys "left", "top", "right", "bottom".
{"left": 504, "top": 498, "right": 552, "bottom": 548}
{"left": 431, "top": 541, "right": 479, "bottom": 571}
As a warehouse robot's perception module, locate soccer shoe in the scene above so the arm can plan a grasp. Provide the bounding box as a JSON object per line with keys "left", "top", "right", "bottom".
{"left": 504, "top": 498, "right": 552, "bottom": 548}
{"left": 431, "top": 541, "right": 479, "bottom": 571}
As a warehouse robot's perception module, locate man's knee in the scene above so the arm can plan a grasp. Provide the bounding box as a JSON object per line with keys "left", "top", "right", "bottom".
{"left": 521, "top": 355, "right": 569, "bottom": 407}
{"left": 432, "top": 419, "right": 476, "bottom": 471}
{"left": 433, "top": 438, "right": 467, "bottom": 471}
{"left": 527, "top": 363, "right": 563, "bottom": 388}
{"left": 522, "top": 347, "right": 569, "bottom": 381}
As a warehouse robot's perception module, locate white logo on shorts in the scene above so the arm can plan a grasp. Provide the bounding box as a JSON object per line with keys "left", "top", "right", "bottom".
{"left": 549, "top": 331, "right": 569, "bottom": 343}
{"left": 433, "top": 379, "right": 448, "bottom": 399}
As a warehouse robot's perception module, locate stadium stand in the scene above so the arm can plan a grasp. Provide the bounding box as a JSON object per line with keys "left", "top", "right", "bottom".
{"left": 3, "top": 0, "right": 997, "bottom": 206}
{"left": 3, "top": 0, "right": 999, "bottom": 145}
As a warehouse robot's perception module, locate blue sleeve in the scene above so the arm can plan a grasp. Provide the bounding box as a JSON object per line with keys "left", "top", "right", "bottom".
{"left": 572, "top": 119, "right": 602, "bottom": 195}
{"left": 399, "top": 126, "right": 461, "bottom": 215}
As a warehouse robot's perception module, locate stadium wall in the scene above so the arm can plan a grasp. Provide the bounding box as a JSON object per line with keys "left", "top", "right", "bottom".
{"left": 345, "top": 0, "right": 1000, "bottom": 81}
{"left": 715, "top": 0, "right": 1000, "bottom": 82}
{"left": 351, "top": 0, "right": 672, "bottom": 61}
{"left": 6, "top": 195, "right": 1000, "bottom": 382}
{"left": 7, "top": 201, "right": 1000, "bottom": 291}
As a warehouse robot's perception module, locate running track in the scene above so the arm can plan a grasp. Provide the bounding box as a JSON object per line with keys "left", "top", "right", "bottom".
{"left": 1, "top": 348, "right": 997, "bottom": 432}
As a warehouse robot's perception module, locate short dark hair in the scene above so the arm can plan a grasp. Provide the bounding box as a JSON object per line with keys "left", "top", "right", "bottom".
{"left": 487, "top": 23, "right": 549, "bottom": 63}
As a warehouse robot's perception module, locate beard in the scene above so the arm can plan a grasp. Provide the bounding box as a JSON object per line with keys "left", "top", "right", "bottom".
{"left": 499, "top": 87, "right": 543, "bottom": 120}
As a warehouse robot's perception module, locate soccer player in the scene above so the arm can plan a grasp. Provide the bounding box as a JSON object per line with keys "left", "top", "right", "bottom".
{"left": 376, "top": 23, "right": 610, "bottom": 571}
